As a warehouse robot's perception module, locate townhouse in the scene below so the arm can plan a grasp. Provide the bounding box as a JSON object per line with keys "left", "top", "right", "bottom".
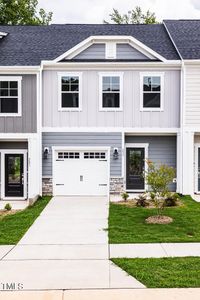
{"left": 165, "top": 20, "right": 200, "bottom": 196}
{"left": 0, "top": 21, "right": 198, "bottom": 204}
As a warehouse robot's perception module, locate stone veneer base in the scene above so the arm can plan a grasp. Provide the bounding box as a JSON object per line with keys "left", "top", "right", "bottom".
{"left": 42, "top": 177, "right": 124, "bottom": 196}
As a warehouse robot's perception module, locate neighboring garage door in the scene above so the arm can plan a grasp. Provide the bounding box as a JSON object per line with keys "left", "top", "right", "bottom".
{"left": 53, "top": 150, "right": 109, "bottom": 196}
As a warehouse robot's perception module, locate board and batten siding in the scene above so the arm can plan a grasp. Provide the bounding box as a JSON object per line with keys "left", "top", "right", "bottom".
{"left": 42, "top": 132, "right": 122, "bottom": 177}
{"left": 185, "top": 64, "right": 200, "bottom": 126}
{"left": 0, "top": 75, "right": 37, "bottom": 133}
{"left": 125, "top": 135, "right": 177, "bottom": 191}
{"left": 116, "top": 44, "right": 149, "bottom": 60}
{"left": 43, "top": 70, "right": 180, "bottom": 128}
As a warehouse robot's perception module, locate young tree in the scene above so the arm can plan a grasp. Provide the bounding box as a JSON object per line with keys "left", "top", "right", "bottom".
{"left": 0, "top": 0, "right": 53, "bottom": 25}
{"left": 145, "top": 160, "right": 175, "bottom": 216}
{"left": 104, "top": 6, "right": 158, "bottom": 24}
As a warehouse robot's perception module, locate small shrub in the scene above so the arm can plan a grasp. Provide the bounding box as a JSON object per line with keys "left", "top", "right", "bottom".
{"left": 164, "top": 193, "right": 179, "bottom": 207}
{"left": 150, "top": 192, "right": 156, "bottom": 201}
{"left": 136, "top": 194, "right": 148, "bottom": 207}
{"left": 121, "top": 191, "right": 129, "bottom": 202}
{"left": 4, "top": 203, "right": 12, "bottom": 211}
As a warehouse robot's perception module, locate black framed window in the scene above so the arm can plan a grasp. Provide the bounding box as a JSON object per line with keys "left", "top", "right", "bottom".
{"left": 61, "top": 76, "right": 79, "bottom": 108}
{"left": 0, "top": 81, "right": 19, "bottom": 114}
{"left": 143, "top": 76, "right": 161, "bottom": 109}
{"left": 102, "top": 76, "right": 120, "bottom": 108}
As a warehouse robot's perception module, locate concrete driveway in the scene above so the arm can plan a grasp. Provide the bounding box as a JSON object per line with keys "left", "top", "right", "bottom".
{"left": 0, "top": 197, "right": 144, "bottom": 290}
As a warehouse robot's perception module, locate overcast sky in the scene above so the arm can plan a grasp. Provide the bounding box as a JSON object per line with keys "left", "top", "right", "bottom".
{"left": 38, "top": 0, "right": 200, "bottom": 24}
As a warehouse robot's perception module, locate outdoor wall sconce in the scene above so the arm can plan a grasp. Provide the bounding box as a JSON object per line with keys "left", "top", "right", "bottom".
{"left": 43, "top": 147, "right": 49, "bottom": 159}
{"left": 113, "top": 148, "right": 119, "bottom": 160}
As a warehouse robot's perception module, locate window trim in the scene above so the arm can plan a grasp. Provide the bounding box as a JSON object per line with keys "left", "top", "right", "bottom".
{"left": 0, "top": 76, "right": 22, "bottom": 117}
{"left": 99, "top": 72, "right": 124, "bottom": 112}
{"left": 140, "top": 72, "right": 164, "bottom": 112}
{"left": 58, "top": 72, "right": 82, "bottom": 112}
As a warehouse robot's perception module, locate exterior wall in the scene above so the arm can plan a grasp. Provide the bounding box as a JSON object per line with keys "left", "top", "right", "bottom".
{"left": 184, "top": 64, "right": 200, "bottom": 127}
{"left": 43, "top": 69, "right": 180, "bottom": 128}
{"left": 125, "top": 135, "right": 177, "bottom": 191}
{"left": 74, "top": 44, "right": 105, "bottom": 59}
{"left": 0, "top": 75, "right": 37, "bottom": 133}
{"left": 42, "top": 132, "right": 122, "bottom": 178}
{"left": 116, "top": 44, "right": 149, "bottom": 60}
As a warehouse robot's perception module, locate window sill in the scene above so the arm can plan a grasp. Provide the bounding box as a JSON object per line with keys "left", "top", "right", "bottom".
{"left": 99, "top": 108, "right": 123, "bottom": 112}
{"left": 58, "top": 108, "right": 82, "bottom": 112}
{"left": 140, "top": 108, "right": 163, "bottom": 112}
{"left": 0, "top": 113, "right": 21, "bottom": 117}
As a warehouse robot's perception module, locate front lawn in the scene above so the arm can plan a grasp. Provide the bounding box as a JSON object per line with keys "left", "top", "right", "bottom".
{"left": 112, "top": 257, "right": 200, "bottom": 288}
{"left": 0, "top": 196, "right": 51, "bottom": 245}
{"left": 109, "top": 195, "right": 200, "bottom": 243}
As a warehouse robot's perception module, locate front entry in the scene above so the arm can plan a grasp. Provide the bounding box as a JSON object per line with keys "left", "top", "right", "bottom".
{"left": 5, "top": 154, "right": 24, "bottom": 197}
{"left": 126, "top": 147, "right": 145, "bottom": 190}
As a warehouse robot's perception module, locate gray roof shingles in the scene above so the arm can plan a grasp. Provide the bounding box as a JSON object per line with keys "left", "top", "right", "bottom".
{"left": 0, "top": 23, "right": 180, "bottom": 66}
{"left": 164, "top": 20, "right": 200, "bottom": 59}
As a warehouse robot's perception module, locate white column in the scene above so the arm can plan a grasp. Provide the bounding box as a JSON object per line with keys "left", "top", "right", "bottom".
{"left": 28, "top": 136, "right": 41, "bottom": 199}
{"left": 176, "top": 132, "right": 182, "bottom": 193}
{"left": 182, "top": 130, "right": 194, "bottom": 195}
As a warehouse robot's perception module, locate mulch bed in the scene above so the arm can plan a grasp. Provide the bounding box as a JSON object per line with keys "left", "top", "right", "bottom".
{"left": 145, "top": 215, "right": 173, "bottom": 224}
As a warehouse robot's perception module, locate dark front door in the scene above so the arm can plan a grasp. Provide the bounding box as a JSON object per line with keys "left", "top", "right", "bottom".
{"left": 126, "top": 148, "right": 145, "bottom": 190}
{"left": 5, "top": 154, "right": 24, "bottom": 197}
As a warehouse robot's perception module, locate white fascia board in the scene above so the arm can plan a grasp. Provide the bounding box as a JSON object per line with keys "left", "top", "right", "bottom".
{"left": 0, "top": 66, "right": 40, "bottom": 74}
{"left": 184, "top": 60, "right": 200, "bottom": 64}
{"left": 0, "top": 133, "right": 39, "bottom": 140}
{"left": 51, "top": 35, "right": 170, "bottom": 63}
{"left": 42, "top": 61, "right": 181, "bottom": 71}
{"left": 42, "top": 127, "right": 180, "bottom": 134}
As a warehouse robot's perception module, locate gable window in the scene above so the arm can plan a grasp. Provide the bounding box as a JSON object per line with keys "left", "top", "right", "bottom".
{"left": 140, "top": 73, "right": 164, "bottom": 111}
{"left": 0, "top": 77, "right": 22, "bottom": 116}
{"left": 58, "top": 72, "right": 82, "bottom": 111}
{"left": 99, "top": 72, "right": 123, "bottom": 111}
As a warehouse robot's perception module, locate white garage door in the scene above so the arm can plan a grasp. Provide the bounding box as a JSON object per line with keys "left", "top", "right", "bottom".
{"left": 54, "top": 150, "right": 109, "bottom": 196}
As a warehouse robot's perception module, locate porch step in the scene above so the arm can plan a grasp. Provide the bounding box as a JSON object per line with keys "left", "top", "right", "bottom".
{"left": 0, "top": 200, "right": 28, "bottom": 210}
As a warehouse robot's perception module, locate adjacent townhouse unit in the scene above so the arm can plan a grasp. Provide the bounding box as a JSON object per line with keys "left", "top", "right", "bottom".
{"left": 0, "top": 29, "right": 41, "bottom": 204}
{"left": 1, "top": 20, "right": 199, "bottom": 204}
{"left": 164, "top": 20, "right": 200, "bottom": 197}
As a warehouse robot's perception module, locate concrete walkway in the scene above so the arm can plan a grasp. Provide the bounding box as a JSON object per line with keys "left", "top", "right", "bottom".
{"left": 0, "top": 197, "right": 144, "bottom": 290}
{"left": 110, "top": 243, "right": 200, "bottom": 258}
{"left": 1, "top": 289, "right": 200, "bottom": 300}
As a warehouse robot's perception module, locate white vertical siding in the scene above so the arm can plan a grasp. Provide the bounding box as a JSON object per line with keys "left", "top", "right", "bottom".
{"left": 185, "top": 64, "right": 200, "bottom": 126}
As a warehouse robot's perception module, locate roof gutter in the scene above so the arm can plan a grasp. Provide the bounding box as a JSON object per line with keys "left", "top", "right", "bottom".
{"left": 0, "top": 66, "right": 40, "bottom": 74}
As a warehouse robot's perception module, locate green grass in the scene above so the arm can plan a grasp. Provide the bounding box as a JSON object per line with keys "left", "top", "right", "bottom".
{"left": 109, "top": 195, "right": 200, "bottom": 243}
{"left": 112, "top": 257, "right": 200, "bottom": 288}
{"left": 0, "top": 196, "right": 51, "bottom": 245}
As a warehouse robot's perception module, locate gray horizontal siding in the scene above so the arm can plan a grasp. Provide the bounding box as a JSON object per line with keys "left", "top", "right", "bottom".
{"left": 125, "top": 135, "right": 177, "bottom": 191}
{"left": 42, "top": 132, "right": 122, "bottom": 177}
{"left": 74, "top": 44, "right": 105, "bottom": 59}
{"left": 0, "top": 75, "right": 37, "bottom": 133}
{"left": 0, "top": 142, "right": 28, "bottom": 149}
{"left": 116, "top": 43, "right": 149, "bottom": 60}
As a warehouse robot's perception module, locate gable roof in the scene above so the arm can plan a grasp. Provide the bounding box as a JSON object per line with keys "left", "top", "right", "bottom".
{"left": 0, "top": 24, "right": 179, "bottom": 66}
{"left": 164, "top": 20, "right": 200, "bottom": 60}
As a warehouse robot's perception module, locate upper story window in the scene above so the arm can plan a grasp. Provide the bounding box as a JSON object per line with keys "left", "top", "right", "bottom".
{"left": 99, "top": 72, "right": 123, "bottom": 111}
{"left": 0, "top": 76, "right": 22, "bottom": 116}
{"left": 58, "top": 72, "right": 82, "bottom": 111}
{"left": 140, "top": 73, "right": 164, "bottom": 111}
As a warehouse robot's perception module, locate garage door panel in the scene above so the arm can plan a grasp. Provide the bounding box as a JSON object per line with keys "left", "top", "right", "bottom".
{"left": 54, "top": 150, "right": 109, "bottom": 196}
